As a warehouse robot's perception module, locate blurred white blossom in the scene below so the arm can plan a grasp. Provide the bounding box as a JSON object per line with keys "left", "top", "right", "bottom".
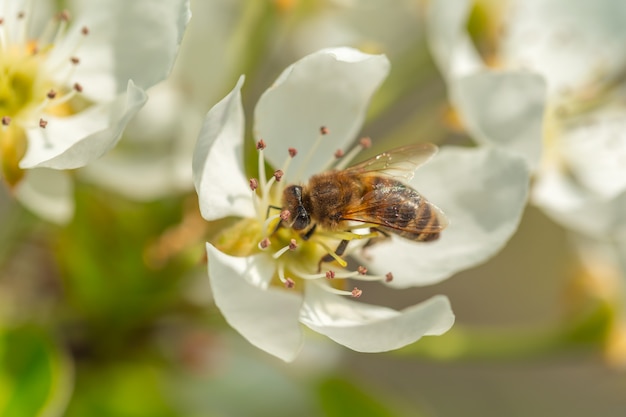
{"left": 428, "top": 0, "right": 626, "bottom": 242}
{"left": 0, "top": 0, "right": 190, "bottom": 222}
{"left": 193, "top": 47, "right": 529, "bottom": 361}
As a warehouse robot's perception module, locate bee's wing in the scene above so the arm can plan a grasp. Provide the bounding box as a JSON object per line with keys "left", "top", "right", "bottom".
{"left": 341, "top": 185, "right": 448, "bottom": 234}
{"left": 344, "top": 143, "right": 438, "bottom": 182}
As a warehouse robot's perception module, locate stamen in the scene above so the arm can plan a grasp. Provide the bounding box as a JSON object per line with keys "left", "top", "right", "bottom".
{"left": 261, "top": 213, "right": 281, "bottom": 237}
{"left": 256, "top": 140, "right": 267, "bottom": 196}
{"left": 0, "top": 18, "right": 5, "bottom": 51}
{"left": 326, "top": 270, "right": 335, "bottom": 279}
{"left": 316, "top": 241, "right": 348, "bottom": 267}
{"left": 73, "top": 82, "right": 83, "bottom": 93}
{"left": 52, "top": 10, "right": 70, "bottom": 46}
{"left": 334, "top": 136, "right": 373, "bottom": 171}
{"left": 273, "top": 243, "right": 294, "bottom": 259}
{"left": 271, "top": 148, "right": 297, "bottom": 196}
{"left": 293, "top": 126, "right": 329, "bottom": 182}
{"left": 279, "top": 210, "right": 290, "bottom": 222}
{"left": 258, "top": 237, "right": 271, "bottom": 250}
{"left": 2, "top": 116, "right": 11, "bottom": 126}
{"left": 334, "top": 149, "right": 344, "bottom": 158}
{"left": 357, "top": 265, "right": 367, "bottom": 275}
{"left": 314, "top": 281, "right": 360, "bottom": 297}
{"left": 17, "top": 10, "right": 28, "bottom": 46}
{"left": 249, "top": 178, "right": 258, "bottom": 191}
{"left": 39, "top": 118, "right": 47, "bottom": 128}
{"left": 277, "top": 263, "right": 295, "bottom": 288}
{"left": 385, "top": 272, "right": 393, "bottom": 282}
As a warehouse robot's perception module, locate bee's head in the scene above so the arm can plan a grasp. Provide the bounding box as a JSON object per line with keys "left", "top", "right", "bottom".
{"left": 282, "top": 185, "right": 310, "bottom": 230}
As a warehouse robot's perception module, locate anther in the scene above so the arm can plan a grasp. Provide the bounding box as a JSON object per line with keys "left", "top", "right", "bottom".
{"left": 284, "top": 278, "right": 296, "bottom": 289}
{"left": 288, "top": 239, "right": 298, "bottom": 251}
{"left": 357, "top": 266, "right": 368, "bottom": 275}
{"left": 326, "top": 270, "right": 335, "bottom": 279}
{"left": 39, "top": 119, "right": 48, "bottom": 128}
{"left": 359, "top": 137, "right": 372, "bottom": 148}
{"left": 249, "top": 178, "right": 258, "bottom": 191}
{"left": 256, "top": 139, "right": 266, "bottom": 150}
{"left": 351, "top": 287, "right": 363, "bottom": 298}
{"left": 47, "top": 90, "right": 57, "bottom": 99}
{"left": 2, "top": 116, "right": 11, "bottom": 126}
{"left": 385, "top": 272, "right": 393, "bottom": 282}
{"left": 58, "top": 10, "right": 70, "bottom": 21}
{"left": 81, "top": 26, "right": 89, "bottom": 36}
{"left": 70, "top": 57, "right": 80, "bottom": 65}
{"left": 334, "top": 149, "right": 344, "bottom": 158}
{"left": 320, "top": 126, "right": 329, "bottom": 135}
{"left": 17, "top": 11, "right": 25, "bottom": 19}
{"left": 288, "top": 147, "right": 297, "bottom": 158}
{"left": 0, "top": 18, "right": 4, "bottom": 25}
{"left": 73, "top": 83, "right": 83, "bottom": 93}
{"left": 280, "top": 210, "right": 290, "bottom": 222}
{"left": 273, "top": 169, "right": 284, "bottom": 182}
{"left": 258, "top": 237, "right": 271, "bottom": 250}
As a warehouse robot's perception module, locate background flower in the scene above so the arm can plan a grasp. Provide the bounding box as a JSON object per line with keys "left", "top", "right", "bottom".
{"left": 1, "top": 0, "right": 191, "bottom": 223}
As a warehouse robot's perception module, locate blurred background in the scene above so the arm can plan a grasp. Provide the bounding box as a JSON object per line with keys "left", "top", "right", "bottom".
{"left": 2, "top": 0, "right": 626, "bottom": 416}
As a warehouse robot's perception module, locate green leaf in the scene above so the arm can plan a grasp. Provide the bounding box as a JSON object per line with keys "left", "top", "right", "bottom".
{"left": 0, "top": 326, "right": 73, "bottom": 417}
{"left": 65, "top": 362, "right": 179, "bottom": 417}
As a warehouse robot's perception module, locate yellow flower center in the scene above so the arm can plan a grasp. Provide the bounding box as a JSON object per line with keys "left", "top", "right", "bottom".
{"left": 212, "top": 131, "right": 393, "bottom": 298}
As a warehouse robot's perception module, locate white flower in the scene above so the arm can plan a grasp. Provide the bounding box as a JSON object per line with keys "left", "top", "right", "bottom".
{"left": 193, "top": 47, "right": 529, "bottom": 361}
{"left": 427, "top": 0, "right": 626, "bottom": 240}
{"left": 0, "top": 0, "right": 190, "bottom": 222}
{"left": 78, "top": 0, "right": 243, "bottom": 201}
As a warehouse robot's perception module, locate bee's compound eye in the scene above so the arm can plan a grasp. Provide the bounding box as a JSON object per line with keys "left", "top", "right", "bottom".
{"left": 292, "top": 206, "right": 310, "bottom": 230}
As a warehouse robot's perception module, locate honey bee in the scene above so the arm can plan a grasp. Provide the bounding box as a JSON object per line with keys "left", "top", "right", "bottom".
{"left": 281, "top": 143, "right": 448, "bottom": 252}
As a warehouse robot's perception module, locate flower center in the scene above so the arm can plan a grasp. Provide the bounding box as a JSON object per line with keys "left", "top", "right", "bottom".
{"left": 227, "top": 128, "right": 394, "bottom": 297}
{"left": 0, "top": 8, "right": 89, "bottom": 185}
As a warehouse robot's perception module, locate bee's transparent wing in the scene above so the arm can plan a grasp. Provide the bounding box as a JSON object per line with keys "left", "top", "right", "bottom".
{"left": 344, "top": 143, "right": 438, "bottom": 182}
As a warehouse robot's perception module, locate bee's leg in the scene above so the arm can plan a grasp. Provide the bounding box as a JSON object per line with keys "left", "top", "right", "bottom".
{"left": 362, "top": 228, "right": 391, "bottom": 249}
{"left": 317, "top": 239, "right": 349, "bottom": 272}
{"left": 266, "top": 205, "right": 283, "bottom": 234}
{"left": 302, "top": 224, "right": 317, "bottom": 241}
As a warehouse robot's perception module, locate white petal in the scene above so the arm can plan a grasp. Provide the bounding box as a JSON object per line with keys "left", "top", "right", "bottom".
{"left": 426, "top": 0, "right": 483, "bottom": 78}
{"left": 500, "top": 0, "right": 626, "bottom": 99}
{"left": 560, "top": 108, "right": 626, "bottom": 199}
{"left": 78, "top": 82, "right": 199, "bottom": 200}
{"left": 362, "top": 146, "right": 529, "bottom": 287}
{"left": 532, "top": 165, "right": 626, "bottom": 239}
{"left": 57, "top": 0, "right": 191, "bottom": 102}
{"left": 206, "top": 243, "right": 305, "bottom": 362}
{"left": 453, "top": 70, "right": 547, "bottom": 169}
{"left": 19, "top": 81, "right": 147, "bottom": 169}
{"left": 193, "top": 76, "right": 255, "bottom": 221}
{"left": 254, "top": 47, "right": 389, "bottom": 181}
{"left": 14, "top": 169, "right": 74, "bottom": 224}
{"left": 300, "top": 283, "right": 454, "bottom": 352}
